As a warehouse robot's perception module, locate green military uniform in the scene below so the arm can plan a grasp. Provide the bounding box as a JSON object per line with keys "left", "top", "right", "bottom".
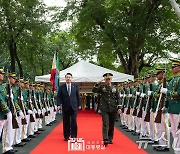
{"left": 164, "top": 59, "right": 180, "bottom": 153}
{"left": 0, "top": 68, "right": 10, "bottom": 119}
{"left": 0, "top": 83, "right": 10, "bottom": 120}
{"left": 167, "top": 74, "right": 180, "bottom": 114}
{"left": 92, "top": 73, "right": 120, "bottom": 144}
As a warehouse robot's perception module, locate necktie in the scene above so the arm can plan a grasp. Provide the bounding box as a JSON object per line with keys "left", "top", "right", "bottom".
{"left": 68, "top": 84, "right": 71, "bottom": 96}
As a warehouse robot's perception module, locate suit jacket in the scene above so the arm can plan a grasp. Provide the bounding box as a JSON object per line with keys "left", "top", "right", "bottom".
{"left": 57, "top": 83, "right": 81, "bottom": 112}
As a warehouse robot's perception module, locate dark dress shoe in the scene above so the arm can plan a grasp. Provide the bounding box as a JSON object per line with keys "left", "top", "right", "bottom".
{"left": 104, "top": 140, "right": 109, "bottom": 146}
{"left": 125, "top": 129, "right": 132, "bottom": 132}
{"left": 64, "top": 138, "right": 68, "bottom": 141}
{"left": 108, "top": 140, "right": 113, "bottom": 144}
{"left": 22, "top": 138, "right": 31, "bottom": 142}
{"left": 34, "top": 131, "right": 41, "bottom": 134}
{"left": 153, "top": 146, "right": 162, "bottom": 150}
{"left": 155, "top": 146, "right": 169, "bottom": 151}
{"left": 28, "top": 135, "right": 36, "bottom": 138}
{"left": 14, "top": 142, "right": 26, "bottom": 147}
{"left": 13, "top": 149, "right": 18, "bottom": 153}
{"left": 46, "top": 123, "right": 52, "bottom": 126}
{"left": 3, "top": 149, "right": 16, "bottom": 154}
{"left": 132, "top": 132, "right": 139, "bottom": 136}
{"left": 38, "top": 128, "right": 45, "bottom": 131}
{"left": 122, "top": 126, "right": 128, "bottom": 129}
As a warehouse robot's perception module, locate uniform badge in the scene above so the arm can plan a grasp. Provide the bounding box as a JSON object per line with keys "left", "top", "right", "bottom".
{"left": 112, "top": 87, "right": 116, "bottom": 93}
{"left": 102, "top": 87, "right": 106, "bottom": 92}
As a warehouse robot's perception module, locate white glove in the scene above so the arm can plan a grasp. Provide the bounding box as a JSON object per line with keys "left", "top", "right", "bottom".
{"left": 140, "top": 93, "right": 146, "bottom": 98}
{"left": 38, "top": 109, "right": 41, "bottom": 115}
{"left": 136, "top": 92, "right": 140, "bottom": 96}
{"left": 43, "top": 108, "right": 46, "bottom": 113}
{"left": 129, "top": 94, "right": 132, "bottom": 98}
{"left": 148, "top": 91, "right": 152, "bottom": 96}
{"left": 123, "top": 94, "right": 126, "bottom": 98}
{"left": 55, "top": 105, "right": 57, "bottom": 110}
{"left": 120, "top": 94, "right": 123, "bottom": 97}
{"left": 28, "top": 110, "right": 33, "bottom": 114}
{"left": 33, "top": 109, "right": 37, "bottom": 114}
{"left": 161, "top": 87, "right": 168, "bottom": 94}
{"left": 19, "top": 110, "right": 25, "bottom": 119}
{"left": 6, "top": 112, "right": 12, "bottom": 119}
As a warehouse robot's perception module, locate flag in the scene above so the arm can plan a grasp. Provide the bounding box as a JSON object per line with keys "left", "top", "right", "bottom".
{"left": 50, "top": 53, "right": 59, "bottom": 91}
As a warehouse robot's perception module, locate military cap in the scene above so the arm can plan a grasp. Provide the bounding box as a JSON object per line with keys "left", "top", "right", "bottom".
{"left": 134, "top": 78, "right": 139, "bottom": 82}
{"left": 170, "top": 59, "right": 180, "bottom": 67}
{"left": 24, "top": 80, "right": 29, "bottom": 84}
{"left": 103, "top": 73, "right": 113, "bottom": 79}
{"left": 0, "top": 68, "right": 5, "bottom": 74}
{"left": 18, "top": 78, "right": 24, "bottom": 82}
{"left": 8, "top": 72, "right": 17, "bottom": 79}
{"left": 40, "top": 84, "right": 44, "bottom": 87}
{"left": 156, "top": 68, "right": 166, "bottom": 75}
{"left": 148, "top": 71, "right": 156, "bottom": 77}
{"left": 29, "top": 82, "right": 35, "bottom": 86}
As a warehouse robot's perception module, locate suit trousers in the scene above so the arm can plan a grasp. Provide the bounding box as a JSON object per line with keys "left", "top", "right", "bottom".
{"left": 63, "top": 107, "right": 77, "bottom": 139}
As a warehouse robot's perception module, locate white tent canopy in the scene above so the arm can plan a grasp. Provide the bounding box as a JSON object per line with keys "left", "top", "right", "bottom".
{"left": 35, "top": 60, "right": 133, "bottom": 83}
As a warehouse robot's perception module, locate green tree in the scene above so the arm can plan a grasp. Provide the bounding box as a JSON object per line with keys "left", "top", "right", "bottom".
{"left": 56, "top": 0, "right": 180, "bottom": 77}
{"left": 0, "top": 0, "right": 50, "bottom": 76}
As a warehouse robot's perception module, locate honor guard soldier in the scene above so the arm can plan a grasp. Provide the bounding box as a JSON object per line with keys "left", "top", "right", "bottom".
{"left": 0, "top": 68, "right": 9, "bottom": 135}
{"left": 0, "top": 69, "right": 16, "bottom": 154}
{"left": 153, "top": 68, "right": 170, "bottom": 151}
{"left": 2, "top": 72, "right": 20, "bottom": 154}
{"left": 92, "top": 73, "right": 121, "bottom": 146}
{"left": 161, "top": 59, "right": 180, "bottom": 154}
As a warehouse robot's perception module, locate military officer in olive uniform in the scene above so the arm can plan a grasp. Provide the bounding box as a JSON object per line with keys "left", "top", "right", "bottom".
{"left": 161, "top": 59, "right": 180, "bottom": 154}
{"left": 92, "top": 73, "right": 121, "bottom": 145}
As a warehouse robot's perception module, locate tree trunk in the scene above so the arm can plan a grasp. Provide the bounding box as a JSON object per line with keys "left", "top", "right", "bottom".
{"left": 14, "top": 43, "right": 23, "bottom": 77}
{"left": 169, "top": 0, "right": 180, "bottom": 19}
{"left": 9, "top": 38, "right": 16, "bottom": 72}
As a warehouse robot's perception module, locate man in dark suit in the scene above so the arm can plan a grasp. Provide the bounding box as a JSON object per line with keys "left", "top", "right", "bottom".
{"left": 57, "top": 73, "right": 81, "bottom": 141}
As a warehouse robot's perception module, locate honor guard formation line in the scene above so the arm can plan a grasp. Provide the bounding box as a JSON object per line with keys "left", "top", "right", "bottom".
{"left": 115, "top": 59, "right": 180, "bottom": 153}
{"left": 0, "top": 58, "right": 180, "bottom": 154}
{"left": 0, "top": 71, "right": 58, "bottom": 154}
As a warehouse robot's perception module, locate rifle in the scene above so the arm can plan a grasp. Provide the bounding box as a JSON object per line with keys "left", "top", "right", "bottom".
{"left": 126, "top": 87, "right": 132, "bottom": 115}
{"left": 27, "top": 89, "right": 35, "bottom": 122}
{"left": 37, "top": 92, "right": 43, "bottom": 119}
{"left": 32, "top": 90, "right": 40, "bottom": 119}
{"left": 18, "top": 83, "right": 27, "bottom": 125}
{"left": 137, "top": 83, "right": 146, "bottom": 118}
{"left": 132, "top": 86, "right": 140, "bottom": 116}
{"left": 121, "top": 87, "right": 126, "bottom": 113}
{"left": 46, "top": 92, "right": 51, "bottom": 114}
{"left": 154, "top": 72, "right": 166, "bottom": 123}
{"left": 144, "top": 79, "right": 153, "bottom": 122}
{"left": 6, "top": 72, "right": 19, "bottom": 129}
{"left": 43, "top": 89, "right": 49, "bottom": 116}
{"left": 52, "top": 94, "right": 57, "bottom": 112}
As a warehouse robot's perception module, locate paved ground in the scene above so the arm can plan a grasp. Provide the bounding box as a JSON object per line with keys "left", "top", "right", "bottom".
{"left": 115, "top": 119, "right": 174, "bottom": 154}
{"left": 0, "top": 114, "right": 63, "bottom": 154}
{"left": 0, "top": 112, "right": 175, "bottom": 154}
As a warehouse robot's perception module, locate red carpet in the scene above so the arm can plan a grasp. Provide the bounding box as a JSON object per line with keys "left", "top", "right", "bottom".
{"left": 31, "top": 110, "right": 147, "bottom": 154}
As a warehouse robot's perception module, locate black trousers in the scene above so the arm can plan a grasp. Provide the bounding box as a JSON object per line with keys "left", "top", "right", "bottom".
{"left": 63, "top": 107, "right": 78, "bottom": 139}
